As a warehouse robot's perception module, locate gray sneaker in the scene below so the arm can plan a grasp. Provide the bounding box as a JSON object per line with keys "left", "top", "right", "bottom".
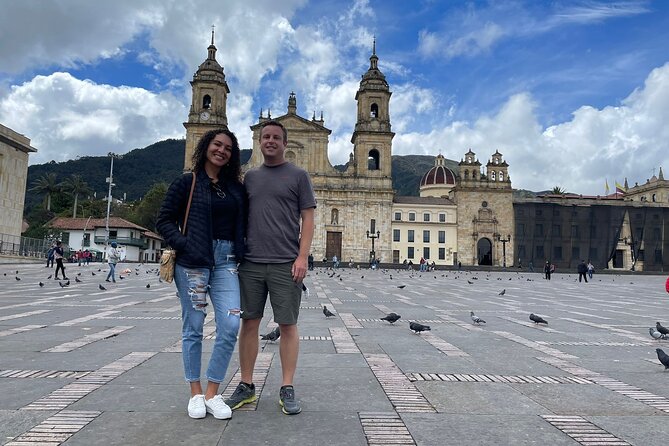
{"left": 224, "top": 382, "right": 257, "bottom": 410}
{"left": 279, "top": 385, "right": 301, "bottom": 415}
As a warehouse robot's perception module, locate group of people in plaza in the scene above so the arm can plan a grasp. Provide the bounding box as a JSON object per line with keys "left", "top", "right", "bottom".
{"left": 156, "top": 121, "right": 315, "bottom": 420}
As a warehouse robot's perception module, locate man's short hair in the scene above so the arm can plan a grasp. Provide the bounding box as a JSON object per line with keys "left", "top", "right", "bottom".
{"left": 260, "top": 120, "right": 287, "bottom": 143}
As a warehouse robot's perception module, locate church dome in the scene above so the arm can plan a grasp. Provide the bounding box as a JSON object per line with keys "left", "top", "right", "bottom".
{"left": 420, "top": 155, "right": 456, "bottom": 187}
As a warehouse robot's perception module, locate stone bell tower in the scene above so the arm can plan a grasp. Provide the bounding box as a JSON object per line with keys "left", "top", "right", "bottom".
{"left": 350, "top": 38, "right": 394, "bottom": 182}
{"left": 183, "top": 27, "right": 230, "bottom": 169}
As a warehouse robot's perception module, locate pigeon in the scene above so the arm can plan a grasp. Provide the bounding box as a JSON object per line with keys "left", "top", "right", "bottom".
{"left": 47, "top": 274, "right": 53, "bottom": 279}
{"left": 397, "top": 285, "right": 406, "bottom": 289}
{"left": 58, "top": 281, "right": 67, "bottom": 288}
{"left": 16, "top": 270, "right": 19, "bottom": 274}
{"left": 77, "top": 272, "right": 81, "bottom": 276}
{"left": 146, "top": 284, "right": 151, "bottom": 288}
{"left": 91, "top": 272, "right": 96, "bottom": 276}
{"left": 657, "top": 348, "right": 669, "bottom": 370}
{"left": 39, "top": 282, "right": 44, "bottom": 287}
{"left": 15, "top": 276, "right": 21, "bottom": 281}
{"left": 64, "top": 280, "right": 70, "bottom": 286}
{"left": 409, "top": 321, "right": 431, "bottom": 333}
{"left": 656, "top": 322, "right": 669, "bottom": 336}
{"left": 99, "top": 284, "right": 107, "bottom": 291}
{"left": 75, "top": 277, "right": 82, "bottom": 283}
{"left": 498, "top": 289, "right": 506, "bottom": 296}
{"left": 467, "top": 280, "right": 473, "bottom": 284}
{"left": 470, "top": 311, "right": 486, "bottom": 324}
{"left": 381, "top": 313, "right": 401, "bottom": 324}
{"left": 119, "top": 276, "right": 125, "bottom": 280}
{"left": 260, "top": 326, "right": 281, "bottom": 342}
{"left": 649, "top": 328, "right": 666, "bottom": 340}
{"left": 323, "top": 306, "right": 335, "bottom": 318}
{"left": 529, "top": 313, "right": 548, "bottom": 324}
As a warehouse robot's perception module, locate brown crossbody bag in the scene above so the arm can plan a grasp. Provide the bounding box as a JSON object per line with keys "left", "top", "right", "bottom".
{"left": 159, "top": 173, "right": 196, "bottom": 283}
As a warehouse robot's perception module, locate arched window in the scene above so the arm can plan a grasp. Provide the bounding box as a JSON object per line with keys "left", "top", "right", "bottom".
{"left": 652, "top": 193, "right": 656, "bottom": 202}
{"left": 491, "top": 171, "right": 496, "bottom": 181}
{"left": 368, "top": 149, "right": 380, "bottom": 170}
{"left": 464, "top": 170, "right": 469, "bottom": 180}
{"left": 285, "top": 150, "right": 296, "bottom": 164}
{"left": 370, "top": 103, "right": 379, "bottom": 117}
{"left": 499, "top": 171, "right": 504, "bottom": 182}
{"left": 472, "top": 170, "right": 477, "bottom": 179}
{"left": 202, "top": 95, "right": 211, "bottom": 109}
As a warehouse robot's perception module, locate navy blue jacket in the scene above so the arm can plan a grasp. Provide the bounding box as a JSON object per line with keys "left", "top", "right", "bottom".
{"left": 156, "top": 170, "right": 247, "bottom": 268}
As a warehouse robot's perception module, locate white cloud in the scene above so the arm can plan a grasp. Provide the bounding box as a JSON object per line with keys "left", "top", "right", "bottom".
{"left": 0, "top": 72, "right": 186, "bottom": 164}
{"left": 391, "top": 63, "right": 669, "bottom": 194}
{"left": 0, "top": 0, "right": 164, "bottom": 74}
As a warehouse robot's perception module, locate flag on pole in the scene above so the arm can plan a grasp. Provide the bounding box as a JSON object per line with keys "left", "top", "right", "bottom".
{"left": 605, "top": 179, "right": 610, "bottom": 195}
{"left": 615, "top": 181, "right": 625, "bottom": 195}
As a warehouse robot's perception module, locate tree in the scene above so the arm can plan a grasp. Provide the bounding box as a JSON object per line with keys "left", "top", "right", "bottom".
{"left": 60, "top": 174, "right": 92, "bottom": 218}
{"left": 551, "top": 186, "right": 566, "bottom": 195}
{"left": 30, "top": 173, "right": 60, "bottom": 211}
{"left": 129, "top": 182, "right": 168, "bottom": 231}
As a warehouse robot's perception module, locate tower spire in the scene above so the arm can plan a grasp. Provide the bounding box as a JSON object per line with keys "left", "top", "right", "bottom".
{"left": 369, "top": 36, "right": 378, "bottom": 70}
{"left": 211, "top": 24, "right": 215, "bottom": 45}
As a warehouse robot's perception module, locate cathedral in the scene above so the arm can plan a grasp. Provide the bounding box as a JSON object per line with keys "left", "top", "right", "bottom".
{"left": 182, "top": 33, "right": 668, "bottom": 271}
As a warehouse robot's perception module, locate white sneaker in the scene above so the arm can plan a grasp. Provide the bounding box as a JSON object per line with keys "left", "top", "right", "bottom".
{"left": 188, "top": 394, "right": 206, "bottom": 419}
{"left": 205, "top": 395, "right": 232, "bottom": 419}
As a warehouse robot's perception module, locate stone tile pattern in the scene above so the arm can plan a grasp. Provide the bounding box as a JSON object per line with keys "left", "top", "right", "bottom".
{"left": 22, "top": 352, "right": 156, "bottom": 411}
{"left": 358, "top": 412, "right": 416, "bottom": 446}
{"left": 364, "top": 354, "right": 436, "bottom": 413}
{"left": 6, "top": 410, "right": 101, "bottom": 446}
{"left": 541, "top": 415, "right": 631, "bottom": 446}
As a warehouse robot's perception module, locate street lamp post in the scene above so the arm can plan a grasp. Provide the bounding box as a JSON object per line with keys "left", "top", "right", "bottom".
{"left": 366, "top": 230, "right": 380, "bottom": 262}
{"left": 105, "top": 153, "right": 121, "bottom": 244}
{"left": 497, "top": 234, "right": 511, "bottom": 268}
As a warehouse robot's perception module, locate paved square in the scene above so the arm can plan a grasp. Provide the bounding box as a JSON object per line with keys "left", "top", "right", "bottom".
{"left": 1, "top": 263, "right": 668, "bottom": 445}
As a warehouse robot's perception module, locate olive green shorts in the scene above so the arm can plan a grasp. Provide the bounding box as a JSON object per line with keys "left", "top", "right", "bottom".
{"left": 238, "top": 261, "right": 302, "bottom": 325}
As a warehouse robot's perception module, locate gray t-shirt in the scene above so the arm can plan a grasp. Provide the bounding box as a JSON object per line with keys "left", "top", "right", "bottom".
{"left": 245, "top": 162, "right": 316, "bottom": 262}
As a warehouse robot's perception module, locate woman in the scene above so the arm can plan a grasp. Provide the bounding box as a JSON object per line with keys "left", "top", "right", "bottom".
{"left": 156, "top": 129, "right": 247, "bottom": 420}
{"left": 53, "top": 241, "right": 68, "bottom": 280}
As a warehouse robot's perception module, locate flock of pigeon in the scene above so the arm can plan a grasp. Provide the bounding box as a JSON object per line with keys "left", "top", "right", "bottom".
{"left": 305, "top": 269, "right": 669, "bottom": 372}
{"left": 7, "top": 266, "right": 160, "bottom": 292}
{"left": 8, "top": 265, "right": 669, "bottom": 371}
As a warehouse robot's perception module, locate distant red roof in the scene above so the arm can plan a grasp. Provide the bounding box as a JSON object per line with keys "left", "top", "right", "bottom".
{"left": 47, "top": 217, "right": 149, "bottom": 232}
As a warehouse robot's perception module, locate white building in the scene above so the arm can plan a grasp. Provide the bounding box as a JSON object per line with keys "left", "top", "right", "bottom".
{"left": 46, "top": 217, "right": 163, "bottom": 263}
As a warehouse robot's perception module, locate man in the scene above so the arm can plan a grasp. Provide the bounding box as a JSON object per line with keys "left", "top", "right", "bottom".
{"left": 106, "top": 242, "right": 121, "bottom": 283}
{"left": 226, "top": 120, "right": 316, "bottom": 415}
{"left": 577, "top": 260, "right": 588, "bottom": 283}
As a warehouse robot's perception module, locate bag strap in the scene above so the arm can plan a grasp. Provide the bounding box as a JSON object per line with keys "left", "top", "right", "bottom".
{"left": 181, "top": 172, "right": 196, "bottom": 235}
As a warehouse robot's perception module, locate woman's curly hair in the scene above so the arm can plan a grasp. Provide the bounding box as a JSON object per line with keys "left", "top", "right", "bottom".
{"left": 191, "top": 128, "right": 242, "bottom": 183}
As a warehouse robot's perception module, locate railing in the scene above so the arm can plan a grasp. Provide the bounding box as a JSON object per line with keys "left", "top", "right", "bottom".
{"left": 93, "top": 236, "right": 148, "bottom": 249}
{"left": 0, "top": 232, "right": 49, "bottom": 258}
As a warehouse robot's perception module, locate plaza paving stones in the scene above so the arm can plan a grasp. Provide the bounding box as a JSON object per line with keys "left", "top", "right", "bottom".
{"left": 1, "top": 264, "right": 669, "bottom": 445}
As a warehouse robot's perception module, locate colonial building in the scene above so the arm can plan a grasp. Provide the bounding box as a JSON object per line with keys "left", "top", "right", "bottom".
{"left": 0, "top": 124, "right": 36, "bottom": 240}
{"left": 391, "top": 154, "right": 458, "bottom": 265}
{"left": 182, "top": 34, "right": 666, "bottom": 270}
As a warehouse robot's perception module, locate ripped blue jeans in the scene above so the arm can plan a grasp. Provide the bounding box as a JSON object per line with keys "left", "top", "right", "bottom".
{"left": 174, "top": 240, "right": 240, "bottom": 383}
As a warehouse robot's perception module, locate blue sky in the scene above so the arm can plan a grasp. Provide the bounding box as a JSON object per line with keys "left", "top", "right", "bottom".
{"left": 1, "top": 0, "right": 668, "bottom": 194}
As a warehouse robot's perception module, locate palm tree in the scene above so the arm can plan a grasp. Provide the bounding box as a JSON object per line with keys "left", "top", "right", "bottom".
{"left": 60, "top": 174, "right": 92, "bottom": 218}
{"left": 551, "top": 186, "right": 566, "bottom": 195}
{"left": 30, "top": 173, "right": 60, "bottom": 211}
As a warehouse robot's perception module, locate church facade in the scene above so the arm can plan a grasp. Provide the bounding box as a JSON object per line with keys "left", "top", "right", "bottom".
{"left": 182, "top": 35, "right": 667, "bottom": 271}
